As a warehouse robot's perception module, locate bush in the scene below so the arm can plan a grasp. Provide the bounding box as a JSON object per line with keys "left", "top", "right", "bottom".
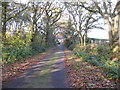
{"left": 73, "top": 44, "right": 119, "bottom": 79}
{"left": 2, "top": 46, "right": 32, "bottom": 64}
{"left": 2, "top": 30, "right": 32, "bottom": 64}
{"left": 68, "top": 44, "right": 75, "bottom": 50}
{"left": 31, "top": 45, "right": 49, "bottom": 54}
{"left": 74, "top": 51, "right": 89, "bottom": 61}
{"left": 2, "top": 30, "right": 50, "bottom": 64}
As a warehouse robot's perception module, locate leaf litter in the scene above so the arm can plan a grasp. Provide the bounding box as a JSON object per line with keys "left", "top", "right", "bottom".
{"left": 64, "top": 49, "right": 117, "bottom": 88}
{"left": 2, "top": 47, "right": 55, "bottom": 86}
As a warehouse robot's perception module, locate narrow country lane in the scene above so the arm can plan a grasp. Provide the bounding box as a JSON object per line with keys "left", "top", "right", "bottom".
{"left": 3, "top": 44, "right": 68, "bottom": 88}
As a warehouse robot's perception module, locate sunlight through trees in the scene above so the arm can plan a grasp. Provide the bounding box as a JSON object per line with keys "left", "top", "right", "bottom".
{"left": 1, "top": 0, "right": 120, "bottom": 89}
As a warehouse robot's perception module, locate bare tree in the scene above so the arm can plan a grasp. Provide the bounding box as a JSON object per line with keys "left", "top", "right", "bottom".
{"left": 38, "top": 2, "right": 64, "bottom": 46}
{"left": 91, "top": 0, "right": 120, "bottom": 53}
{"left": 64, "top": 2, "right": 99, "bottom": 46}
{"left": 31, "top": 2, "right": 45, "bottom": 42}
{"left": 2, "top": 2, "right": 29, "bottom": 43}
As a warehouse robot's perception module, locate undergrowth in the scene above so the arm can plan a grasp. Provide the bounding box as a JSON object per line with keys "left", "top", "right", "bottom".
{"left": 72, "top": 44, "right": 120, "bottom": 81}
{"left": 2, "top": 31, "right": 50, "bottom": 64}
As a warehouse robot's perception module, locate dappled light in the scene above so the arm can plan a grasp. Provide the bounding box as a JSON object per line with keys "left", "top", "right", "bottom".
{"left": 64, "top": 49, "right": 117, "bottom": 88}
{"left": 1, "top": 0, "right": 120, "bottom": 89}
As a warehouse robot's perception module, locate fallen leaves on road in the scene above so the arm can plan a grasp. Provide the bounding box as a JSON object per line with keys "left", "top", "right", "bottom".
{"left": 2, "top": 47, "right": 55, "bottom": 86}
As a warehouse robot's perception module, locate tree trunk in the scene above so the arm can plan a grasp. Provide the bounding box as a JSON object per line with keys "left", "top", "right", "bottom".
{"left": 78, "top": 36, "right": 81, "bottom": 45}
{"left": 105, "top": 19, "right": 113, "bottom": 46}
{"left": 2, "top": 2, "right": 7, "bottom": 44}
{"left": 113, "top": 14, "right": 119, "bottom": 42}
{"left": 31, "top": 23, "right": 35, "bottom": 43}
{"left": 116, "top": 0, "right": 120, "bottom": 46}
{"left": 118, "top": 15, "right": 120, "bottom": 46}
{"left": 80, "top": 36, "right": 83, "bottom": 46}
{"left": 45, "top": 30, "right": 49, "bottom": 46}
{"left": 2, "top": 22, "right": 6, "bottom": 39}
{"left": 83, "top": 34, "right": 87, "bottom": 46}
{"left": 112, "top": 9, "right": 119, "bottom": 52}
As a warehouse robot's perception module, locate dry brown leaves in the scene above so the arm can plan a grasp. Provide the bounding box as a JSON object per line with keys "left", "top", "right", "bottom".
{"left": 2, "top": 47, "right": 55, "bottom": 85}
{"left": 64, "top": 49, "right": 117, "bottom": 88}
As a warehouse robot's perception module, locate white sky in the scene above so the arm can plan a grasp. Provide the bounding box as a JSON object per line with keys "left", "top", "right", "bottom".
{"left": 14, "top": 0, "right": 118, "bottom": 39}
{"left": 15, "top": 0, "right": 119, "bottom": 3}
{"left": 88, "top": 29, "right": 109, "bottom": 39}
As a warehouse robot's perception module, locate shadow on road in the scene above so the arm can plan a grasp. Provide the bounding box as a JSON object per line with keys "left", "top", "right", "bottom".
{"left": 3, "top": 44, "right": 68, "bottom": 88}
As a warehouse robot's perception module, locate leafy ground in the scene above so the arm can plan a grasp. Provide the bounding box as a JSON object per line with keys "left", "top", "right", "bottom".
{"left": 2, "top": 47, "right": 55, "bottom": 85}
{"left": 2, "top": 45, "right": 119, "bottom": 88}
{"left": 64, "top": 48, "right": 118, "bottom": 88}
{"left": 2, "top": 45, "right": 68, "bottom": 88}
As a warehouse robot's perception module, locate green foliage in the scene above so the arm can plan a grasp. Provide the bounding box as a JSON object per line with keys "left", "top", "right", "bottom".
{"left": 74, "top": 51, "right": 89, "bottom": 61}
{"left": 2, "top": 46, "right": 32, "bottom": 64}
{"left": 67, "top": 44, "right": 75, "bottom": 50}
{"left": 73, "top": 44, "right": 119, "bottom": 79}
{"left": 74, "top": 65, "right": 79, "bottom": 71}
{"left": 2, "top": 30, "right": 32, "bottom": 64}
{"left": 31, "top": 45, "right": 49, "bottom": 54}
{"left": 64, "top": 17, "right": 76, "bottom": 49}
{"left": 31, "top": 34, "right": 49, "bottom": 54}
{"left": 65, "top": 39, "right": 73, "bottom": 49}
{"left": 2, "top": 30, "right": 49, "bottom": 64}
